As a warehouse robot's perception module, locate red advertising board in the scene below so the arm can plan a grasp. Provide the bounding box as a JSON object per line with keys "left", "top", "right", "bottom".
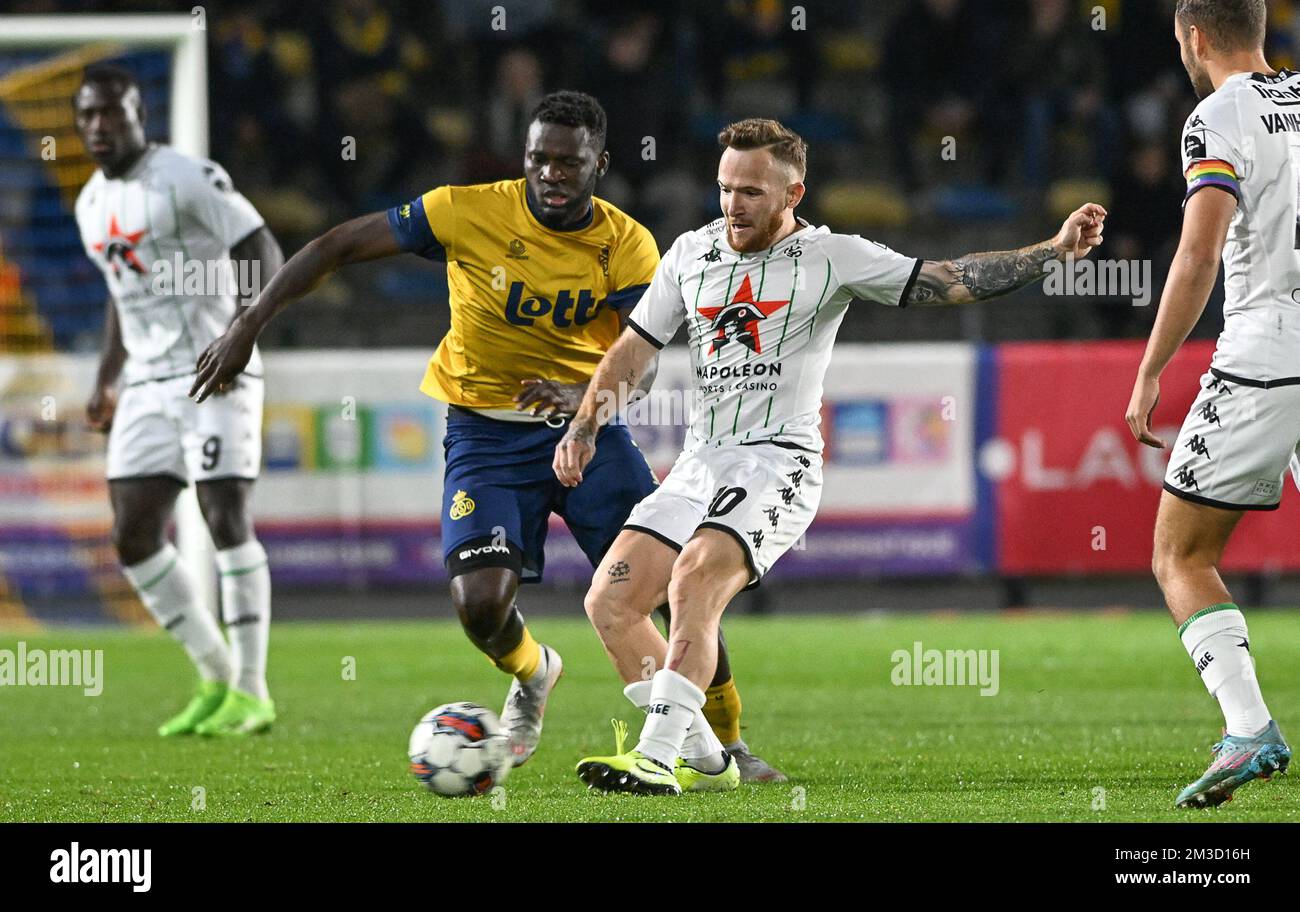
{"left": 992, "top": 340, "right": 1300, "bottom": 574}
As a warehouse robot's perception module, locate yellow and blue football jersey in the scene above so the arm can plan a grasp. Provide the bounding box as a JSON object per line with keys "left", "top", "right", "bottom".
{"left": 387, "top": 178, "right": 659, "bottom": 409}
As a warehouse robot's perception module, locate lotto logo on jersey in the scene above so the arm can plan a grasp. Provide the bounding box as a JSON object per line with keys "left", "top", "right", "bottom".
{"left": 503, "top": 282, "right": 604, "bottom": 327}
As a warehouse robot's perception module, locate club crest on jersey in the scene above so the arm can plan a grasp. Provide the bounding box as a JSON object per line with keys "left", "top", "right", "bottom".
{"left": 449, "top": 490, "right": 476, "bottom": 520}
{"left": 91, "top": 214, "right": 148, "bottom": 277}
{"left": 697, "top": 273, "right": 789, "bottom": 355}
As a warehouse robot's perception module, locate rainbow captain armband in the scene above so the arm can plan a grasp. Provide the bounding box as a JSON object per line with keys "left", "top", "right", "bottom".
{"left": 1184, "top": 159, "right": 1240, "bottom": 202}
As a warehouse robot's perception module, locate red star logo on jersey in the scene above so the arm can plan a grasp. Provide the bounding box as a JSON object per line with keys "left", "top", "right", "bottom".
{"left": 697, "top": 274, "right": 790, "bottom": 355}
{"left": 91, "top": 214, "right": 148, "bottom": 277}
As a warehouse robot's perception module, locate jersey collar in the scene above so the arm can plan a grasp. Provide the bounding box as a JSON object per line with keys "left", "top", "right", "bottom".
{"left": 719, "top": 217, "right": 818, "bottom": 259}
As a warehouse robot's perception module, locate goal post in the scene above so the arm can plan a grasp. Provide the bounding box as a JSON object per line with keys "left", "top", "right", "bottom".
{"left": 0, "top": 13, "right": 216, "bottom": 618}
{"left": 0, "top": 14, "right": 208, "bottom": 157}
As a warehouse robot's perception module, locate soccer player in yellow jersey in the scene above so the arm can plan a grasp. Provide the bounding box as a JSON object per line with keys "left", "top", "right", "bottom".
{"left": 192, "top": 92, "right": 784, "bottom": 782}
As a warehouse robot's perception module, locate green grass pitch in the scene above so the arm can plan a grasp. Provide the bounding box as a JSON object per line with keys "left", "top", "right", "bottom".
{"left": 2, "top": 610, "right": 1297, "bottom": 822}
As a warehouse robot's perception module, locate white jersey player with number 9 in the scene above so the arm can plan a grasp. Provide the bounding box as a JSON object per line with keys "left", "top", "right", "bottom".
{"left": 554, "top": 117, "right": 1106, "bottom": 795}
{"left": 73, "top": 63, "right": 283, "bottom": 737}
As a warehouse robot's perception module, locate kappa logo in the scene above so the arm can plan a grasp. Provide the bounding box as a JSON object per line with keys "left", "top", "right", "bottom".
{"left": 449, "top": 490, "right": 476, "bottom": 520}
{"left": 1175, "top": 465, "right": 1201, "bottom": 491}
{"left": 202, "top": 164, "right": 231, "bottom": 192}
{"left": 697, "top": 274, "right": 790, "bottom": 354}
{"left": 1207, "top": 375, "right": 1233, "bottom": 395}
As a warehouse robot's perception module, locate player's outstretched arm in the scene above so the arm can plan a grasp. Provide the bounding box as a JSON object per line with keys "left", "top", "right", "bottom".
{"left": 190, "top": 211, "right": 401, "bottom": 401}
{"left": 553, "top": 327, "right": 658, "bottom": 487}
{"left": 86, "top": 295, "right": 124, "bottom": 432}
{"left": 1125, "top": 188, "right": 1236, "bottom": 449}
{"left": 906, "top": 203, "right": 1107, "bottom": 306}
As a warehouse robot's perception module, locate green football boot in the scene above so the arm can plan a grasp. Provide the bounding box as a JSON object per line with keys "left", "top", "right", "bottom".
{"left": 675, "top": 752, "right": 741, "bottom": 792}
{"left": 158, "top": 679, "right": 228, "bottom": 737}
{"left": 576, "top": 719, "right": 681, "bottom": 796}
{"left": 194, "top": 688, "right": 276, "bottom": 736}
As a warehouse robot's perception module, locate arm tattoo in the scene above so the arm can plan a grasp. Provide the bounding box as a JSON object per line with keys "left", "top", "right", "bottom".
{"left": 567, "top": 420, "right": 596, "bottom": 446}
{"left": 908, "top": 240, "right": 1059, "bottom": 306}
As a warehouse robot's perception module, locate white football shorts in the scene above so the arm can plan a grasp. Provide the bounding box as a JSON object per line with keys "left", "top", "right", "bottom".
{"left": 623, "top": 441, "right": 822, "bottom": 587}
{"left": 106, "top": 374, "right": 263, "bottom": 484}
{"left": 1164, "top": 370, "right": 1300, "bottom": 510}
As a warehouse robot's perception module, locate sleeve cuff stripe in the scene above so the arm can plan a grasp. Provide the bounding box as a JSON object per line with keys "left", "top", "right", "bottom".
{"left": 626, "top": 316, "right": 666, "bottom": 349}
{"left": 606, "top": 283, "right": 651, "bottom": 311}
{"left": 897, "top": 257, "right": 923, "bottom": 308}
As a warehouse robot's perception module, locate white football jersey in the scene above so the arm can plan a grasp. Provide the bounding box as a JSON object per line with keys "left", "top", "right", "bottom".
{"left": 628, "top": 218, "right": 919, "bottom": 452}
{"left": 75, "top": 144, "right": 265, "bottom": 385}
{"left": 1181, "top": 68, "right": 1300, "bottom": 383}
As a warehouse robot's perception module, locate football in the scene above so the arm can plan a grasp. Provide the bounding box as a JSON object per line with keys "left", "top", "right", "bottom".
{"left": 408, "top": 702, "right": 511, "bottom": 798}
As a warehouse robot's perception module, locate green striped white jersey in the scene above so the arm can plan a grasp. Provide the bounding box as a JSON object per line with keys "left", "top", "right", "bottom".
{"left": 76, "top": 144, "right": 266, "bottom": 384}
{"left": 626, "top": 217, "right": 920, "bottom": 452}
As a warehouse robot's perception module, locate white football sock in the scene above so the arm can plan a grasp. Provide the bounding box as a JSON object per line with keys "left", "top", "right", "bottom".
{"left": 123, "top": 544, "right": 230, "bottom": 683}
{"left": 1180, "top": 605, "right": 1271, "bottom": 737}
{"left": 625, "top": 680, "right": 726, "bottom": 772}
{"left": 216, "top": 540, "right": 272, "bottom": 700}
{"left": 635, "top": 669, "right": 705, "bottom": 770}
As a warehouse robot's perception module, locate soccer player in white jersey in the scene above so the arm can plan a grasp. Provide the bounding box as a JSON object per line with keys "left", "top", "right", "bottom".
{"left": 553, "top": 117, "right": 1105, "bottom": 794}
{"left": 1126, "top": 0, "right": 1294, "bottom": 808}
{"left": 74, "top": 64, "right": 283, "bottom": 736}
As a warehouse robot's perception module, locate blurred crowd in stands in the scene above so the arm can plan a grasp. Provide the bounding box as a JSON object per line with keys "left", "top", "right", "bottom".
{"left": 15, "top": 0, "right": 1300, "bottom": 344}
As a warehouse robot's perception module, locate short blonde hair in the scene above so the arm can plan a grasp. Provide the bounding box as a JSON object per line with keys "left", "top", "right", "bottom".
{"left": 717, "top": 118, "right": 807, "bottom": 181}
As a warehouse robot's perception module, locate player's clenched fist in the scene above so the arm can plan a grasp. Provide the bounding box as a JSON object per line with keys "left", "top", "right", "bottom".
{"left": 190, "top": 316, "right": 257, "bottom": 403}
{"left": 1053, "top": 202, "right": 1107, "bottom": 260}
{"left": 85, "top": 384, "right": 117, "bottom": 433}
{"left": 554, "top": 417, "right": 597, "bottom": 487}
